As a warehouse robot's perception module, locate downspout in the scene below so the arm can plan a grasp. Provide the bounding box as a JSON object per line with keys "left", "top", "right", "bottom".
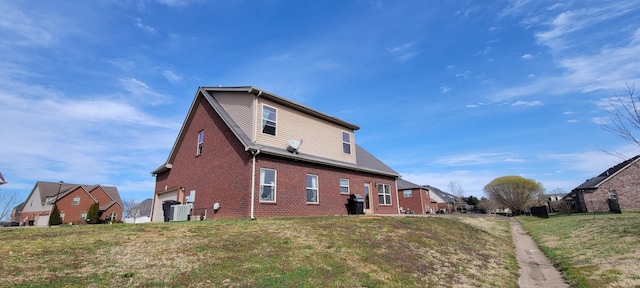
{"left": 250, "top": 149, "right": 261, "bottom": 219}
{"left": 395, "top": 178, "right": 401, "bottom": 215}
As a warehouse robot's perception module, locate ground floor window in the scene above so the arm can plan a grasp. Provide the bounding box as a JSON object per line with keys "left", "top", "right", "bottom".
{"left": 260, "top": 168, "right": 277, "bottom": 202}
{"left": 608, "top": 190, "right": 618, "bottom": 200}
{"left": 403, "top": 189, "right": 412, "bottom": 197}
{"left": 378, "top": 183, "right": 391, "bottom": 205}
{"left": 340, "top": 178, "right": 349, "bottom": 194}
{"left": 80, "top": 212, "right": 87, "bottom": 221}
{"left": 306, "top": 174, "right": 319, "bottom": 203}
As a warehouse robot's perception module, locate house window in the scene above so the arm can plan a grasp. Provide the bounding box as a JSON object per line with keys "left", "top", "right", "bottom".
{"left": 306, "top": 174, "right": 319, "bottom": 203}
{"left": 72, "top": 196, "right": 80, "bottom": 206}
{"left": 259, "top": 168, "right": 276, "bottom": 202}
{"left": 608, "top": 190, "right": 618, "bottom": 200}
{"left": 80, "top": 212, "right": 87, "bottom": 221}
{"left": 262, "top": 105, "right": 277, "bottom": 136}
{"left": 339, "top": 178, "right": 350, "bottom": 194}
{"left": 403, "top": 190, "right": 413, "bottom": 198}
{"left": 378, "top": 184, "right": 391, "bottom": 205}
{"left": 197, "top": 130, "right": 204, "bottom": 156}
{"left": 60, "top": 212, "right": 65, "bottom": 221}
{"left": 342, "top": 131, "right": 351, "bottom": 154}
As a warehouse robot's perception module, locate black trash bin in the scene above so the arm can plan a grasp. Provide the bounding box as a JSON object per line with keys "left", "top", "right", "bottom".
{"left": 162, "top": 200, "right": 181, "bottom": 222}
{"left": 348, "top": 194, "right": 365, "bottom": 215}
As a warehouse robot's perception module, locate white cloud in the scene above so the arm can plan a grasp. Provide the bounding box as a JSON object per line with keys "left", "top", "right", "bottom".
{"left": 512, "top": 100, "right": 542, "bottom": 106}
{"left": 439, "top": 85, "right": 450, "bottom": 93}
{"left": 163, "top": 70, "right": 183, "bottom": 83}
{"left": 118, "top": 78, "right": 169, "bottom": 105}
{"left": 433, "top": 152, "right": 525, "bottom": 166}
{"left": 466, "top": 104, "right": 478, "bottom": 108}
{"left": 591, "top": 116, "right": 609, "bottom": 125}
{"left": 133, "top": 17, "right": 157, "bottom": 34}
{"left": 527, "top": 73, "right": 536, "bottom": 78}
{"left": 567, "top": 119, "right": 578, "bottom": 123}
{"left": 521, "top": 53, "right": 534, "bottom": 60}
{"left": 387, "top": 42, "right": 418, "bottom": 61}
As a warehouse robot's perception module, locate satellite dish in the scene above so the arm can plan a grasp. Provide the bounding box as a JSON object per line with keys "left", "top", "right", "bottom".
{"left": 287, "top": 139, "right": 303, "bottom": 154}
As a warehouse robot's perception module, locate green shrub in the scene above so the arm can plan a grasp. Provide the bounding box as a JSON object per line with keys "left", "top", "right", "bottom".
{"left": 87, "top": 202, "right": 99, "bottom": 224}
{"left": 49, "top": 204, "right": 62, "bottom": 226}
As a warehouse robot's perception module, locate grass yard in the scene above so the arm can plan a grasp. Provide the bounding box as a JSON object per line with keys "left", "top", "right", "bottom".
{"left": 518, "top": 212, "right": 640, "bottom": 288}
{"left": 0, "top": 215, "right": 518, "bottom": 287}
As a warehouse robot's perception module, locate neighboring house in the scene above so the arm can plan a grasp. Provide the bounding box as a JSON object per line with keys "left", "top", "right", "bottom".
{"left": 18, "top": 181, "right": 124, "bottom": 226}
{"left": 424, "top": 185, "right": 455, "bottom": 213}
{"left": 151, "top": 86, "right": 400, "bottom": 221}
{"left": 564, "top": 155, "right": 640, "bottom": 213}
{"left": 9, "top": 201, "right": 25, "bottom": 223}
{"left": 0, "top": 171, "right": 6, "bottom": 185}
{"left": 123, "top": 198, "right": 153, "bottom": 224}
{"left": 397, "top": 178, "right": 431, "bottom": 214}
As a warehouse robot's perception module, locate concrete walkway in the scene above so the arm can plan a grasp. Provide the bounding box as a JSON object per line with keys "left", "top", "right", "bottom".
{"left": 510, "top": 218, "right": 570, "bottom": 288}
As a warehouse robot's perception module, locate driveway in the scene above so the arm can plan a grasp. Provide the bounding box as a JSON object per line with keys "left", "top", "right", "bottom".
{"left": 510, "top": 217, "right": 570, "bottom": 288}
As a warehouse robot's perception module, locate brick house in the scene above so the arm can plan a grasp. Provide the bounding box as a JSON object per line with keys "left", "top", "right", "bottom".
{"left": 424, "top": 185, "right": 455, "bottom": 213}
{"left": 151, "top": 86, "right": 400, "bottom": 221}
{"left": 18, "top": 181, "right": 123, "bottom": 226}
{"left": 397, "top": 178, "right": 431, "bottom": 214}
{"left": 564, "top": 155, "right": 640, "bottom": 213}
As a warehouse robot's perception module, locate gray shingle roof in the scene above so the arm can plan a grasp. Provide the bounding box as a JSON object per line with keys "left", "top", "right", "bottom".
{"left": 397, "top": 178, "right": 422, "bottom": 190}
{"left": 0, "top": 171, "right": 6, "bottom": 185}
{"left": 572, "top": 155, "right": 640, "bottom": 191}
{"left": 34, "top": 181, "right": 122, "bottom": 207}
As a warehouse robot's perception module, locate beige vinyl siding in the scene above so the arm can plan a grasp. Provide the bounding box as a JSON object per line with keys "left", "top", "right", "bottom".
{"left": 255, "top": 98, "right": 357, "bottom": 164}
{"left": 213, "top": 92, "right": 255, "bottom": 139}
{"left": 21, "top": 187, "right": 48, "bottom": 213}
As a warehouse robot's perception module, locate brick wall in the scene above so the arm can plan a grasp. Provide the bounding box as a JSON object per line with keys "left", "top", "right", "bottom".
{"left": 154, "top": 93, "right": 399, "bottom": 220}
{"left": 56, "top": 187, "right": 95, "bottom": 224}
{"left": 588, "top": 161, "right": 640, "bottom": 212}
{"left": 398, "top": 188, "right": 428, "bottom": 214}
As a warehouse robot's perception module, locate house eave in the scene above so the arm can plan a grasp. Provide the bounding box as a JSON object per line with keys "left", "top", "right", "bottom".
{"left": 151, "top": 164, "right": 172, "bottom": 175}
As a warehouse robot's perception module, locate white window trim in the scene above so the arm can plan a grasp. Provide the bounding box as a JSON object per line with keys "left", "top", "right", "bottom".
{"left": 342, "top": 131, "right": 352, "bottom": 154}
{"left": 608, "top": 190, "right": 618, "bottom": 200}
{"left": 403, "top": 189, "right": 412, "bottom": 198}
{"left": 378, "top": 184, "right": 392, "bottom": 205}
{"left": 197, "top": 130, "right": 204, "bottom": 156}
{"left": 262, "top": 104, "right": 277, "bottom": 136}
{"left": 339, "top": 178, "right": 350, "bottom": 194}
{"left": 306, "top": 174, "right": 319, "bottom": 204}
{"left": 259, "top": 168, "right": 277, "bottom": 202}
{"left": 72, "top": 196, "right": 80, "bottom": 206}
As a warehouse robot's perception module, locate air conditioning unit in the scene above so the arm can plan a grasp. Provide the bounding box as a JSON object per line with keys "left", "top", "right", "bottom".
{"left": 170, "top": 204, "right": 191, "bottom": 222}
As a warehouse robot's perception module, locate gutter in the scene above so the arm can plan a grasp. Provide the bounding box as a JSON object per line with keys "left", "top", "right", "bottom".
{"left": 250, "top": 149, "right": 261, "bottom": 219}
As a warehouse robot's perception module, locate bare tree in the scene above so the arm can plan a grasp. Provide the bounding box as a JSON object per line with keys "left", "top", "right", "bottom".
{"left": 448, "top": 181, "right": 466, "bottom": 213}
{"left": 484, "top": 176, "right": 544, "bottom": 215}
{"left": 122, "top": 199, "right": 140, "bottom": 219}
{"left": 0, "top": 188, "right": 20, "bottom": 222}
{"left": 603, "top": 83, "right": 640, "bottom": 147}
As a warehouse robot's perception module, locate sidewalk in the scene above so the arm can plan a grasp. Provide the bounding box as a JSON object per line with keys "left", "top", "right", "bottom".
{"left": 510, "top": 218, "right": 570, "bottom": 288}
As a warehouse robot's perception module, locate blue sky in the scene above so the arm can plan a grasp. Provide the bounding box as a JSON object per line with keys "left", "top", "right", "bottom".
{"left": 2, "top": 0, "right": 640, "bottom": 204}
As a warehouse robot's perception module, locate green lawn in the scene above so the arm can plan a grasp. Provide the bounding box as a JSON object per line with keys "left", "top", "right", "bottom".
{"left": 518, "top": 212, "right": 640, "bottom": 288}
{"left": 0, "top": 215, "right": 518, "bottom": 287}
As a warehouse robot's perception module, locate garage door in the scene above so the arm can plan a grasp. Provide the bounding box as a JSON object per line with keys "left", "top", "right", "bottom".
{"left": 36, "top": 215, "right": 49, "bottom": 227}
{"left": 153, "top": 191, "right": 178, "bottom": 222}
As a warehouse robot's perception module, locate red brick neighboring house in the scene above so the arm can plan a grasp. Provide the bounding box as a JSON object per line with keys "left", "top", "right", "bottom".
{"left": 397, "top": 178, "right": 431, "bottom": 214}
{"left": 424, "top": 185, "right": 455, "bottom": 213}
{"left": 564, "top": 155, "right": 640, "bottom": 213}
{"left": 151, "top": 86, "right": 400, "bottom": 221}
{"left": 18, "top": 181, "right": 124, "bottom": 226}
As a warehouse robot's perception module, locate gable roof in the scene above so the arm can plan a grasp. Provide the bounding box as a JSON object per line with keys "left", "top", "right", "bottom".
{"left": 28, "top": 181, "right": 122, "bottom": 207}
{"left": 129, "top": 198, "right": 153, "bottom": 217}
{"left": 153, "top": 86, "right": 399, "bottom": 177}
{"left": 423, "top": 185, "right": 454, "bottom": 203}
{"left": 0, "top": 171, "right": 6, "bottom": 185}
{"left": 397, "top": 178, "right": 422, "bottom": 190}
{"left": 571, "top": 155, "right": 640, "bottom": 191}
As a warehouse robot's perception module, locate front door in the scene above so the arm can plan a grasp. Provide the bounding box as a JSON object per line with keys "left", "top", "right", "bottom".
{"left": 364, "top": 183, "right": 373, "bottom": 214}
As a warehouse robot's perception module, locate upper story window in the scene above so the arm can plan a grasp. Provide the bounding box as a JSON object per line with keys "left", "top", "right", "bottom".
{"left": 197, "top": 130, "right": 204, "bottom": 156}
{"left": 72, "top": 196, "right": 80, "bottom": 206}
{"left": 342, "top": 131, "right": 351, "bottom": 154}
{"left": 378, "top": 183, "right": 391, "bottom": 205}
{"left": 259, "top": 168, "right": 277, "bottom": 202}
{"left": 339, "top": 178, "right": 350, "bottom": 194}
{"left": 262, "top": 105, "right": 277, "bottom": 136}
{"left": 306, "top": 174, "right": 319, "bottom": 204}
{"left": 608, "top": 190, "right": 618, "bottom": 200}
{"left": 403, "top": 190, "right": 413, "bottom": 198}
